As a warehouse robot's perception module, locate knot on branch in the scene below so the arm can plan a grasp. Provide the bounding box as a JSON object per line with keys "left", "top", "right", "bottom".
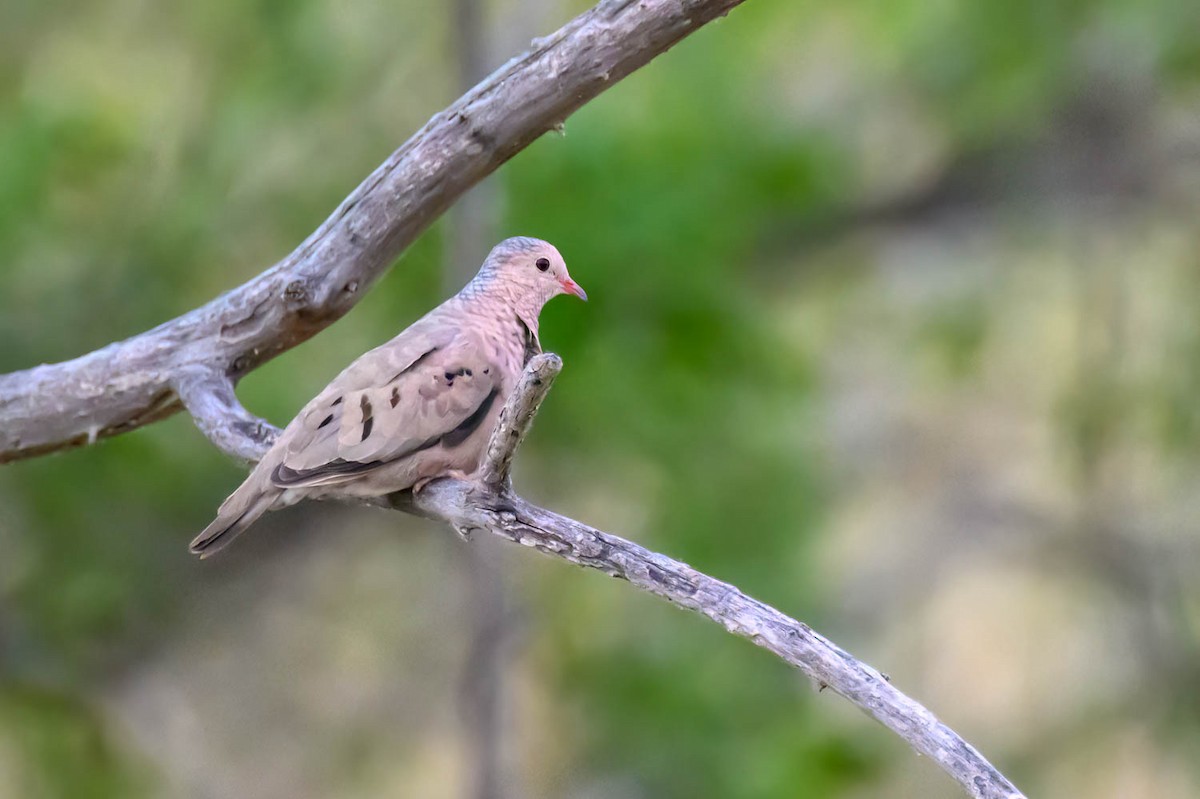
{"left": 283, "top": 279, "right": 310, "bottom": 309}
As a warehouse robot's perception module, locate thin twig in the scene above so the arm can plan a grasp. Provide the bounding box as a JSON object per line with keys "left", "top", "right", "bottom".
{"left": 478, "top": 354, "right": 562, "bottom": 490}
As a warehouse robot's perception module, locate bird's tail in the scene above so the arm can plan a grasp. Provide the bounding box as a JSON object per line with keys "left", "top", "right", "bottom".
{"left": 190, "top": 483, "right": 281, "bottom": 558}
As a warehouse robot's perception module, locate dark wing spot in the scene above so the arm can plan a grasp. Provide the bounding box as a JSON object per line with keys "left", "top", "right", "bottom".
{"left": 332, "top": 397, "right": 343, "bottom": 406}
{"left": 272, "top": 386, "right": 501, "bottom": 487}
{"left": 317, "top": 414, "right": 334, "bottom": 430}
{"left": 463, "top": 368, "right": 472, "bottom": 377}
{"left": 442, "top": 387, "right": 500, "bottom": 448}
{"left": 359, "top": 395, "right": 373, "bottom": 441}
{"left": 390, "top": 387, "right": 400, "bottom": 408}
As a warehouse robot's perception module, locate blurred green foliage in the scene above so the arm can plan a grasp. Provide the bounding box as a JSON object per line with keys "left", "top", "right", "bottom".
{"left": 2, "top": 0, "right": 1200, "bottom": 797}
{"left": 0, "top": 685, "right": 152, "bottom": 798}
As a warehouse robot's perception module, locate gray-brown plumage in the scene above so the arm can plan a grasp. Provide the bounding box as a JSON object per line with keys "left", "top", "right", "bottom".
{"left": 190, "top": 237, "right": 586, "bottom": 557}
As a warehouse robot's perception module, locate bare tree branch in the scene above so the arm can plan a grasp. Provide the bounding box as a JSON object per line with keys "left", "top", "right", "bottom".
{"left": 173, "top": 366, "right": 279, "bottom": 463}
{"left": 393, "top": 355, "right": 1027, "bottom": 799}
{"left": 478, "top": 353, "right": 561, "bottom": 490}
{"left": 0, "top": 0, "right": 748, "bottom": 464}
{"left": 0, "top": 1, "right": 1028, "bottom": 795}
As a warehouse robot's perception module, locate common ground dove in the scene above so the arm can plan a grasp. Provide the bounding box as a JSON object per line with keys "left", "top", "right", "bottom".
{"left": 190, "top": 237, "right": 586, "bottom": 557}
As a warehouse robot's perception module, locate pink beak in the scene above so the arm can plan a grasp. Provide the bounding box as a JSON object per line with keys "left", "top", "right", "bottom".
{"left": 561, "top": 278, "right": 588, "bottom": 301}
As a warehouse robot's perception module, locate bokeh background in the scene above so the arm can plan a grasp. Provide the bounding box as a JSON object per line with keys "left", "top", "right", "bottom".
{"left": 3, "top": 0, "right": 1200, "bottom": 796}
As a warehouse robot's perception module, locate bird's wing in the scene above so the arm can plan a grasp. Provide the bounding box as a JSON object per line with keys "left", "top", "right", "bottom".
{"left": 269, "top": 325, "right": 501, "bottom": 489}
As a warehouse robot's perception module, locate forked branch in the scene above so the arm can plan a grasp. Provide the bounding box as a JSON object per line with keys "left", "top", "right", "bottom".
{"left": 404, "top": 354, "right": 1027, "bottom": 799}
{"left": 0, "top": 0, "right": 1028, "bottom": 793}
{"left": 0, "top": 0, "right": 749, "bottom": 464}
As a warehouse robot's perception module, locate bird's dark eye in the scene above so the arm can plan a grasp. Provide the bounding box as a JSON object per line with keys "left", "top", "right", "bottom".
{"left": 535, "top": 257, "right": 550, "bottom": 272}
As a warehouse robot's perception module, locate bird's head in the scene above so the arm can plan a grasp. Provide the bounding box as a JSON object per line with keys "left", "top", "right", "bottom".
{"left": 478, "top": 237, "right": 587, "bottom": 312}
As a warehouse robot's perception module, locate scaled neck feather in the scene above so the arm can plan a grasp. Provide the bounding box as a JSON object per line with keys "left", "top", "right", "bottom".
{"left": 457, "top": 271, "right": 550, "bottom": 338}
